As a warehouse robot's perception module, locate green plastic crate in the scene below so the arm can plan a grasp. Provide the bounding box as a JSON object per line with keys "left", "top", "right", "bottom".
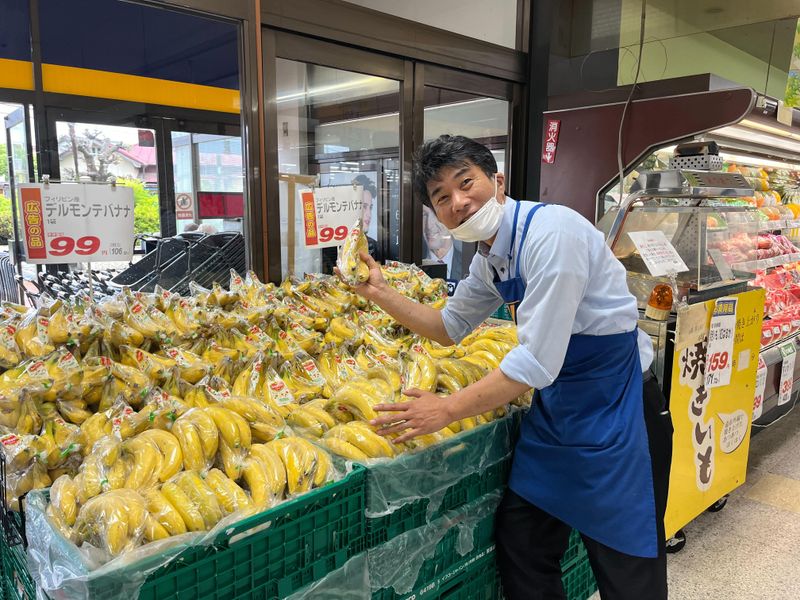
{"left": 27, "top": 464, "right": 367, "bottom": 599}
{"left": 561, "top": 529, "right": 587, "bottom": 571}
{"left": 366, "top": 455, "right": 511, "bottom": 548}
{"left": 3, "top": 540, "right": 35, "bottom": 600}
{"left": 365, "top": 414, "right": 520, "bottom": 549}
{"left": 562, "top": 555, "right": 597, "bottom": 600}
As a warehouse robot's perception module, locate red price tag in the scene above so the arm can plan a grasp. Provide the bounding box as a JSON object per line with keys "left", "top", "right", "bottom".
{"left": 49, "top": 235, "right": 101, "bottom": 257}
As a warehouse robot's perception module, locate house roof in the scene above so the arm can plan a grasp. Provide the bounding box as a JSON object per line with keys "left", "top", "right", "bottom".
{"left": 117, "top": 145, "right": 157, "bottom": 167}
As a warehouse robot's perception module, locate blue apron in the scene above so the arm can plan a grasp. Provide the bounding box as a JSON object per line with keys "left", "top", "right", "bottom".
{"left": 496, "top": 202, "right": 658, "bottom": 559}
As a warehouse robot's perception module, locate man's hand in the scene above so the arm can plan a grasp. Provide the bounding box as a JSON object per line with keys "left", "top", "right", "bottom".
{"left": 371, "top": 389, "right": 454, "bottom": 444}
{"left": 335, "top": 251, "right": 388, "bottom": 302}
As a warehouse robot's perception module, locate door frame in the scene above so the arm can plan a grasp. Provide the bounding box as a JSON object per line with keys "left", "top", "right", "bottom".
{"left": 263, "top": 28, "right": 523, "bottom": 281}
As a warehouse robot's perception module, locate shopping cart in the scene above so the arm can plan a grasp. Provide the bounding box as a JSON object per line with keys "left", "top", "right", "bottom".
{"left": 110, "top": 232, "right": 246, "bottom": 294}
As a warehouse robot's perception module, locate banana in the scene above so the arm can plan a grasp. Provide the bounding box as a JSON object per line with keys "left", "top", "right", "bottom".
{"left": 160, "top": 481, "right": 206, "bottom": 532}
{"left": 403, "top": 351, "right": 437, "bottom": 392}
{"left": 321, "top": 437, "right": 369, "bottom": 462}
{"left": 76, "top": 459, "right": 103, "bottom": 503}
{"left": 50, "top": 474, "right": 79, "bottom": 526}
{"left": 205, "top": 468, "right": 251, "bottom": 514}
{"left": 218, "top": 439, "right": 245, "bottom": 480}
{"left": 144, "top": 513, "right": 170, "bottom": 542}
{"left": 287, "top": 406, "right": 328, "bottom": 437}
{"left": 175, "top": 471, "right": 223, "bottom": 530}
{"left": 241, "top": 457, "right": 271, "bottom": 506}
{"left": 172, "top": 419, "right": 206, "bottom": 471}
{"left": 325, "top": 423, "right": 394, "bottom": 458}
{"left": 266, "top": 438, "right": 315, "bottom": 495}
{"left": 104, "top": 458, "right": 127, "bottom": 491}
{"left": 204, "top": 405, "right": 251, "bottom": 451}
{"left": 122, "top": 437, "right": 162, "bottom": 490}
{"left": 137, "top": 430, "right": 184, "bottom": 482}
{"left": 436, "top": 358, "right": 473, "bottom": 388}
{"left": 437, "top": 373, "right": 462, "bottom": 394}
{"left": 465, "top": 338, "right": 512, "bottom": 358}
{"left": 326, "top": 382, "right": 378, "bottom": 422}
{"left": 337, "top": 222, "right": 370, "bottom": 285}
{"left": 219, "top": 397, "right": 284, "bottom": 430}
{"left": 183, "top": 408, "right": 219, "bottom": 462}
{"left": 144, "top": 488, "right": 188, "bottom": 536}
{"left": 248, "top": 444, "right": 288, "bottom": 498}
{"left": 462, "top": 350, "right": 501, "bottom": 371}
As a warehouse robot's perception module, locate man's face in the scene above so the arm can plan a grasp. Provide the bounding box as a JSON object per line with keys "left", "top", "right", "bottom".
{"left": 361, "top": 191, "right": 373, "bottom": 231}
{"left": 427, "top": 162, "right": 505, "bottom": 230}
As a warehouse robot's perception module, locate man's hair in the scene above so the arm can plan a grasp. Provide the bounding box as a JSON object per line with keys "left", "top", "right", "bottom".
{"left": 413, "top": 135, "right": 497, "bottom": 208}
{"left": 353, "top": 174, "right": 378, "bottom": 199}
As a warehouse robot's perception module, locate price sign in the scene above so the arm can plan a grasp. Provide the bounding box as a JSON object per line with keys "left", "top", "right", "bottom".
{"left": 753, "top": 356, "right": 768, "bottom": 421}
{"left": 19, "top": 183, "right": 134, "bottom": 264}
{"left": 778, "top": 342, "right": 796, "bottom": 406}
{"left": 627, "top": 230, "right": 689, "bottom": 277}
{"left": 705, "top": 297, "right": 737, "bottom": 389}
{"left": 301, "top": 185, "right": 364, "bottom": 249}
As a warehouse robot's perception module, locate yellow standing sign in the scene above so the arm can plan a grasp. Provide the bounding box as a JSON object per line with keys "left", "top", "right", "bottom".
{"left": 665, "top": 288, "right": 764, "bottom": 538}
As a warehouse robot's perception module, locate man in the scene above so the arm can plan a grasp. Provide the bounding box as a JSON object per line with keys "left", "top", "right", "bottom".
{"left": 422, "top": 204, "right": 454, "bottom": 274}
{"left": 350, "top": 135, "right": 672, "bottom": 599}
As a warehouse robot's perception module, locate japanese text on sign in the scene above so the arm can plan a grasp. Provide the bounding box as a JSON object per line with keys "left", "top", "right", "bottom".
{"left": 301, "top": 185, "right": 364, "bottom": 249}
{"left": 778, "top": 342, "right": 796, "bottom": 406}
{"left": 541, "top": 119, "right": 560, "bottom": 164}
{"left": 19, "top": 183, "right": 134, "bottom": 264}
{"left": 627, "top": 230, "right": 689, "bottom": 277}
{"left": 679, "top": 338, "right": 714, "bottom": 492}
{"left": 753, "top": 357, "right": 767, "bottom": 421}
{"left": 705, "top": 297, "right": 737, "bottom": 389}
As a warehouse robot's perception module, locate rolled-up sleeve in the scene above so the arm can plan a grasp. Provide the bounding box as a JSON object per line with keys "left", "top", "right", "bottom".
{"left": 500, "top": 230, "right": 590, "bottom": 390}
{"left": 441, "top": 259, "right": 503, "bottom": 344}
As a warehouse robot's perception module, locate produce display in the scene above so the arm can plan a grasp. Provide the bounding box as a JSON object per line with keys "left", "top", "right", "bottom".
{"left": 0, "top": 258, "right": 521, "bottom": 563}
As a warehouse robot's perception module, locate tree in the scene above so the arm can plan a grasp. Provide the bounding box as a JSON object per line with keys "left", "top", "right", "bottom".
{"left": 0, "top": 144, "right": 8, "bottom": 182}
{"left": 0, "top": 194, "right": 13, "bottom": 241}
{"left": 58, "top": 126, "right": 122, "bottom": 181}
{"left": 117, "top": 177, "right": 161, "bottom": 235}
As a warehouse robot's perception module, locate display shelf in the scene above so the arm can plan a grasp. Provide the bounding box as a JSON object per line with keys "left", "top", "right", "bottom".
{"left": 760, "top": 329, "right": 800, "bottom": 357}
{"left": 732, "top": 253, "right": 800, "bottom": 272}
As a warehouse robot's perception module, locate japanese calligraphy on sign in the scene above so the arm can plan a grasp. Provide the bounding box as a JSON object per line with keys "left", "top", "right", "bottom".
{"left": 541, "top": 119, "right": 560, "bottom": 164}
{"left": 665, "top": 289, "right": 764, "bottom": 540}
{"left": 626, "top": 230, "right": 689, "bottom": 277}
{"left": 301, "top": 185, "right": 364, "bottom": 249}
{"left": 19, "top": 183, "right": 134, "bottom": 264}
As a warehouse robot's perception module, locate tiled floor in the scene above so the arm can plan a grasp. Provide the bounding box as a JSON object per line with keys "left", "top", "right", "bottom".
{"left": 590, "top": 403, "right": 800, "bottom": 599}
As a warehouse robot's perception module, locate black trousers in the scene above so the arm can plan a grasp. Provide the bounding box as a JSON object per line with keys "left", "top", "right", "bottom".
{"left": 496, "top": 373, "right": 673, "bottom": 600}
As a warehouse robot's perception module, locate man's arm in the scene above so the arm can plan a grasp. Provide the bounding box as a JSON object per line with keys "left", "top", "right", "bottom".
{"left": 371, "top": 368, "right": 530, "bottom": 443}
{"left": 351, "top": 252, "right": 454, "bottom": 346}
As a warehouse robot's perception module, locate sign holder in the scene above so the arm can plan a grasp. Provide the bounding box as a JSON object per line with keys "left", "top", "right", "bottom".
{"left": 279, "top": 172, "right": 318, "bottom": 275}
{"left": 24, "top": 175, "right": 125, "bottom": 304}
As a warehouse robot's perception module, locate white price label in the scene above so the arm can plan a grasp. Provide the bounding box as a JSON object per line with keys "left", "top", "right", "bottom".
{"left": 705, "top": 297, "right": 737, "bottom": 389}
{"left": 301, "top": 185, "right": 365, "bottom": 249}
{"left": 753, "top": 356, "right": 767, "bottom": 421}
{"left": 19, "top": 183, "right": 134, "bottom": 264}
{"left": 778, "top": 342, "right": 796, "bottom": 406}
{"left": 627, "top": 230, "right": 689, "bottom": 277}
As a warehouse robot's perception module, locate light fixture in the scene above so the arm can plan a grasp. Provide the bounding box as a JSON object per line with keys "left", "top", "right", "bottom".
{"left": 709, "top": 123, "right": 800, "bottom": 155}
{"left": 718, "top": 152, "right": 800, "bottom": 170}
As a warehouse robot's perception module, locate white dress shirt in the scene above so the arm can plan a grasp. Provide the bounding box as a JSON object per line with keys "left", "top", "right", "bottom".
{"left": 441, "top": 198, "right": 654, "bottom": 391}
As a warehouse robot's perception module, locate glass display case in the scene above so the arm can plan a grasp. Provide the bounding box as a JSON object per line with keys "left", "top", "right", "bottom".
{"left": 599, "top": 169, "right": 758, "bottom": 307}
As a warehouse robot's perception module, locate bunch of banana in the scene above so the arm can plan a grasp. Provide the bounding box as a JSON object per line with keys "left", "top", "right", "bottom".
{"left": 232, "top": 353, "right": 266, "bottom": 398}
{"left": 0, "top": 320, "right": 22, "bottom": 368}
{"left": 264, "top": 436, "right": 330, "bottom": 496}
{"left": 6, "top": 461, "right": 51, "bottom": 511}
{"left": 219, "top": 396, "right": 286, "bottom": 443}
{"left": 120, "top": 345, "right": 175, "bottom": 383}
{"left": 280, "top": 352, "right": 330, "bottom": 402}
{"left": 461, "top": 323, "right": 518, "bottom": 348}
{"left": 325, "top": 316, "right": 363, "bottom": 346}
{"left": 286, "top": 402, "right": 337, "bottom": 438}
{"left": 15, "top": 311, "right": 55, "bottom": 358}
{"left": 205, "top": 468, "right": 252, "bottom": 515}
{"left": 337, "top": 220, "right": 370, "bottom": 286}
{"left": 172, "top": 408, "right": 219, "bottom": 471}
{"left": 420, "top": 338, "right": 462, "bottom": 359}
{"left": 261, "top": 366, "right": 298, "bottom": 418}
{"left": 35, "top": 416, "right": 83, "bottom": 469}
{"left": 159, "top": 347, "right": 208, "bottom": 384}
{"left": 322, "top": 422, "right": 396, "bottom": 460}
{"left": 363, "top": 324, "right": 404, "bottom": 359}
{"left": 164, "top": 297, "right": 201, "bottom": 338}
{"left": 401, "top": 349, "right": 437, "bottom": 393}
{"left": 74, "top": 489, "right": 148, "bottom": 555}
{"left": 49, "top": 474, "right": 80, "bottom": 528}
{"left": 241, "top": 444, "right": 286, "bottom": 506}
{"left": 325, "top": 379, "right": 381, "bottom": 422}
{"left": 286, "top": 321, "right": 323, "bottom": 355}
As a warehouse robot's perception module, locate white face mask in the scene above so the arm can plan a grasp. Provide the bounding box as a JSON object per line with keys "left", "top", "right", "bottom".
{"left": 448, "top": 175, "right": 504, "bottom": 242}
